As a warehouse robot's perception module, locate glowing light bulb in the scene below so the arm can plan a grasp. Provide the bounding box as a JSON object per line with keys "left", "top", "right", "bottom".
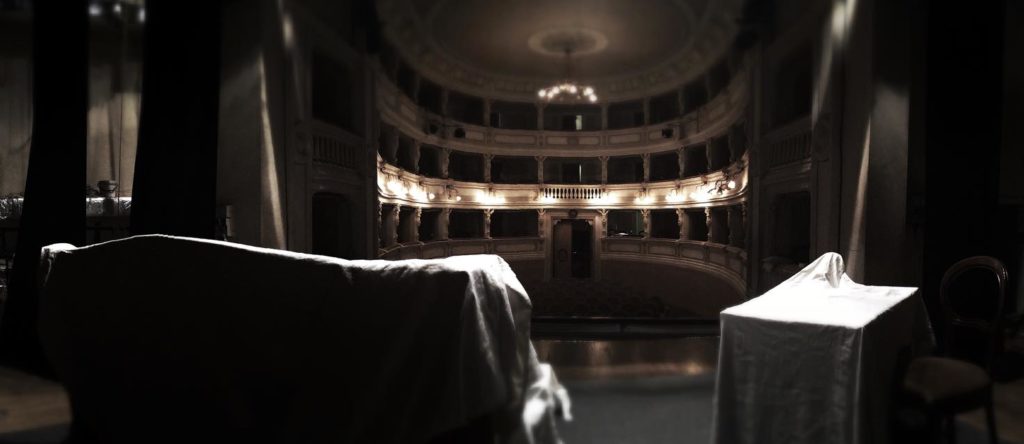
{"left": 727, "top": 180, "right": 736, "bottom": 189}
{"left": 455, "top": 195, "right": 462, "bottom": 202}
{"left": 88, "top": 3, "right": 101, "bottom": 16}
{"left": 568, "top": 85, "right": 577, "bottom": 93}
{"left": 538, "top": 90, "right": 546, "bottom": 98}
{"left": 428, "top": 193, "right": 436, "bottom": 200}
{"left": 584, "top": 87, "right": 593, "bottom": 95}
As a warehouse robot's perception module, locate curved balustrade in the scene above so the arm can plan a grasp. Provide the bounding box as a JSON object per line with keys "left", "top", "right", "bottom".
{"left": 379, "top": 237, "right": 545, "bottom": 261}
{"left": 377, "top": 153, "right": 748, "bottom": 210}
{"left": 377, "top": 236, "right": 748, "bottom": 303}
{"left": 375, "top": 65, "right": 749, "bottom": 157}
{"left": 541, "top": 186, "right": 605, "bottom": 200}
{"left": 601, "top": 237, "right": 747, "bottom": 296}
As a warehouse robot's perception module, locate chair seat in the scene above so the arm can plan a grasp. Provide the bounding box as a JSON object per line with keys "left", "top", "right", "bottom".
{"left": 903, "top": 356, "right": 991, "bottom": 412}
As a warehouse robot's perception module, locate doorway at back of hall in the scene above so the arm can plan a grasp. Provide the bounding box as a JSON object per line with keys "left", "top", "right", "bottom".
{"left": 552, "top": 218, "right": 592, "bottom": 279}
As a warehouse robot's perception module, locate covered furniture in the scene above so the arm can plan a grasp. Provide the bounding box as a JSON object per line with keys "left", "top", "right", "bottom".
{"left": 37, "top": 235, "right": 567, "bottom": 443}
{"left": 902, "top": 256, "right": 1007, "bottom": 444}
{"left": 712, "top": 253, "right": 932, "bottom": 444}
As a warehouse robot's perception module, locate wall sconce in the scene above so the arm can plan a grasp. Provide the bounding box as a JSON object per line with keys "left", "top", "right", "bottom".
{"left": 707, "top": 175, "right": 736, "bottom": 195}
{"left": 445, "top": 184, "right": 460, "bottom": 202}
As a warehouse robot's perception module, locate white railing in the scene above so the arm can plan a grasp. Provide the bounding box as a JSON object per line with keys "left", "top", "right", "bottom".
{"left": 311, "top": 121, "right": 361, "bottom": 170}
{"left": 540, "top": 185, "right": 606, "bottom": 201}
{"left": 763, "top": 117, "right": 812, "bottom": 168}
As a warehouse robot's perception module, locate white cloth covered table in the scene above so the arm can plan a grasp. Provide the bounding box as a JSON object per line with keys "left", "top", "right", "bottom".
{"left": 37, "top": 235, "right": 568, "bottom": 443}
{"left": 712, "top": 253, "right": 932, "bottom": 444}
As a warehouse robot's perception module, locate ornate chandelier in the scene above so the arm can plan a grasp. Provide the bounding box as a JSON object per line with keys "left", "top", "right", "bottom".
{"left": 537, "top": 48, "right": 597, "bottom": 103}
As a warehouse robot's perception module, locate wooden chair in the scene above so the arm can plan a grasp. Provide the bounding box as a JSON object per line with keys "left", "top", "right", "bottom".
{"left": 903, "top": 256, "right": 1008, "bottom": 444}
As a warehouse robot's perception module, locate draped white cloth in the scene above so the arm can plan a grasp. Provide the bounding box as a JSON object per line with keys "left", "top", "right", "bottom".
{"left": 712, "top": 253, "right": 932, "bottom": 444}
{"left": 38, "top": 235, "right": 568, "bottom": 443}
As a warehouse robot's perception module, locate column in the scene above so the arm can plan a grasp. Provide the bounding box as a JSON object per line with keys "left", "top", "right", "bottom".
{"left": 483, "top": 208, "right": 494, "bottom": 239}
{"left": 437, "top": 208, "right": 450, "bottom": 240}
{"left": 705, "top": 140, "right": 713, "bottom": 173}
{"left": 535, "top": 155, "right": 546, "bottom": 184}
{"left": 412, "top": 207, "right": 422, "bottom": 243}
{"left": 440, "top": 148, "right": 451, "bottom": 179}
{"left": 387, "top": 205, "right": 401, "bottom": 247}
{"left": 741, "top": 202, "right": 749, "bottom": 248}
{"left": 483, "top": 154, "right": 494, "bottom": 183}
{"left": 599, "top": 156, "right": 609, "bottom": 185}
{"left": 597, "top": 209, "right": 609, "bottom": 238}
{"left": 642, "top": 97, "right": 651, "bottom": 126}
{"left": 727, "top": 127, "right": 738, "bottom": 163}
{"left": 537, "top": 209, "right": 546, "bottom": 238}
{"left": 440, "top": 89, "right": 449, "bottom": 117}
{"left": 412, "top": 75, "right": 421, "bottom": 103}
{"left": 641, "top": 209, "right": 651, "bottom": 239}
{"left": 728, "top": 205, "right": 743, "bottom": 247}
{"left": 410, "top": 140, "right": 421, "bottom": 173}
{"left": 600, "top": 103, "right": 609, "bottom": 130}
{"left": 376, "top": 202, "right": 383, "bottom": 250}
{"left": 641, "top": 153, "right": 651, "bottom": 182}
{"left": 483, "top": 99, "right": 492, "bottom": 127}
{"left": 726, "top": 49, "right": 740, "bottom": 78}
{"left": 703, "top": 72, "right": 713, "bottom": 101}
{"left": 704, "top": 207, "right": 714, "bottom": 243}
{"left": 677, "top": 147, "right": 686, "bottom": 179}
{"left": 676, "top": 208, "right": 690, "bottom": 240}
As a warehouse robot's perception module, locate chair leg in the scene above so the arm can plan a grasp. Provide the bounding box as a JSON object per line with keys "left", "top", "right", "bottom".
{"left": 985, "top": 401, "right": 999, "bottom": 444}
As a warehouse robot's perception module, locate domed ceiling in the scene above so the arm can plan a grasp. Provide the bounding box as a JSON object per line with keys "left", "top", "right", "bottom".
{"left": 376, "top": 0, "right": 745, "bottom": 102}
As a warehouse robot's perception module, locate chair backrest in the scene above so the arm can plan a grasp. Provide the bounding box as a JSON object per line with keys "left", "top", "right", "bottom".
{"left": 939, "top": 255, "right": 1008, "bottom": 372}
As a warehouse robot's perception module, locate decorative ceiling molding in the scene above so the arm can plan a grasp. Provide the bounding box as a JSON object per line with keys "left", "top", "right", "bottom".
{"left": 377, "top": 0, "right": 744, "bottom": 103}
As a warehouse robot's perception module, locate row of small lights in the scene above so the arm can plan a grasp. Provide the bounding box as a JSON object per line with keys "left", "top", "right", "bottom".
{"left": 88, "top": 2, "right": 145, "bottom": 22}
{"left": 537, "top": 83, "right": 598, "bottom": 103}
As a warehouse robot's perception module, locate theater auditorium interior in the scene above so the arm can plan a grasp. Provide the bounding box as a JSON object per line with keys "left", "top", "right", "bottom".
{"left": 0, "top": 0, "right": 1022, "bottom": 442}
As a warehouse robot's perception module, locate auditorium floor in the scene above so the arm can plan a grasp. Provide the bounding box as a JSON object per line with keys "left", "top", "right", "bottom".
{"left": 0, "top": 337, "right": 1020, "bottom": 443}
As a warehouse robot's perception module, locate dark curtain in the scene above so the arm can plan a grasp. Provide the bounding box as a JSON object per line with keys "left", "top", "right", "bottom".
{"left": 0, "top": 1, "right": 89, "bottom": 375}
{"left": 922, "top": 1, "right": 1010, "bottom": 347}
{"left": 129, "top": 0, "right": 222, "bottom": 238}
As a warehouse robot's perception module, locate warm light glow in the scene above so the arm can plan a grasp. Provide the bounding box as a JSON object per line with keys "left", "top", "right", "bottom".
{"left": 455, "top": 195, "right": 462, "bottom": 202}
{"left": 477, "top": 190, "right": 506, "bottom": 205}
{"left": 88, "top": 3, "right": 101, "bottom": 16}
{"left": 634, "top": 195, "right": 654, "bottom": 205}
{"left": 537, "top": 82, "right": 598, "bottom": 103}
{"left": 112, "top": 2, "right": 121, "bottom": 14}
{"left": 666, "top": 189, "right": 687, "bottom": 203}
{"left": 727, "top": 180, "right": 737, "bottom": 190}
{"left": 428, "top": 192, "right": 436, "bottom": 200}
